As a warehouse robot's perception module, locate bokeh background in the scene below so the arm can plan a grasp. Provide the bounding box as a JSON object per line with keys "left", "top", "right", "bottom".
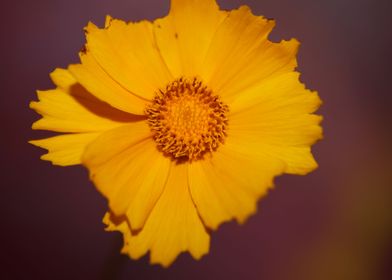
{"left": 1, "top": 0, "right": 391, "bottom": 279}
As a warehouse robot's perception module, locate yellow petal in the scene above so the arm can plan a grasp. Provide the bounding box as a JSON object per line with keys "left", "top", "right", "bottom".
{"left": 81, "top": 19, "right": 172, "bottom": 101}
{"left": 30, "top": 133, "right": 100, "bottom": 166}
{"left": 49, "top": 68, "right": 75, "bottom": 90}
{"left": 30, "top": 68, "right": 145, "bottom": 167}
{"left": 229, "top": 128, "right": 319, "bottom": 175}
{"left": 199, "top": 5, "right": 298, "bottom": 102}
{"left": 82, "top": 122, "right": 171, "bottom": 230}
{"left": 69, "top": 52, "right": 148, "bottom": 115}
{"left": 31, "top": 68, "right": 141, "bottom": 133}
{"left": 153, "top": 0, "right": 227, "bottom": 78}
{"left": 103, "top": 163, "right": 210, "bottom": 267}
{"left": 227, "top": 72, "right": 322, "bottom": 175}
{"left": 229, "top": 72, "right": 321, "bottom": 114}
{"left": 189, "top": 140, "right": 285, "bottom": 230}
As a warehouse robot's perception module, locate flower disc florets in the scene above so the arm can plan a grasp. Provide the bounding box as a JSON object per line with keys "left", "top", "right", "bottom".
{"left": 145, "top": 77, "right": 229, "bottom": 161}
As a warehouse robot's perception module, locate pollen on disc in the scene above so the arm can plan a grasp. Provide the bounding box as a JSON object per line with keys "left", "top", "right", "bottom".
{"left": 145, "top": 77, "right": 229, "bottom": 161}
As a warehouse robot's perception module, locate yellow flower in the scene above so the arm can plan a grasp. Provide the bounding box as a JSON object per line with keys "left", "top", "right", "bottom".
{"left": 30, "top": 0, "right": 322, "bottom": 267}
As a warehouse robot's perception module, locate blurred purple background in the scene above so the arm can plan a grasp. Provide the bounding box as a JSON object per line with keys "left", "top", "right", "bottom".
{"left": 1, "top": 0, "right": 391, "bottom": 279}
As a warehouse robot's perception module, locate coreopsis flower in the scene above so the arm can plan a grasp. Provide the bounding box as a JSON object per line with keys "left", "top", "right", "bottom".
{"left": 30, "top": 0, "right": 322, "bottom": 267}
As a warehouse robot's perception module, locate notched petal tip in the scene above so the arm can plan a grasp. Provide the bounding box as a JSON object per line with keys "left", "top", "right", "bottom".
{"left": 282, "top": 38, "right": 301, "bottom": 54}
{"left": 237, "top": 4, "right": 276, "bottom": 24}
{"left": 84, "top": 21, "right": 98, "bottom": 34}
{"left": 105, "top": 15, "right": 114, "bottom": 28}
{"left": 28, "top": 140, "right": 56, "bottom": 165}
{"left": 295, "top": 151, "right": 319, "bottom": 175}
{"left": 304, "top": 160, "right": 319, "bottom": 175}
{"left": 28, "top": 139, "right": 40, "bottom": 147}
{"left": 235, "top": 203, "right": 258, "bottom": 225}
{"left": 49, "top": 68, "right": 74, "bottom": 89}
{"left": 30, "top": 120, "right": 43, "bottom": 130}
{"left": 313, "top": 116, "right": 324, "bottom": 142}
{"left": 170, "top": 0, "right": 220, "bottom": 13}
{"left": 29, "top": 100, "right": 38, "bottom": 109}
{"left": 150, "top": 256, "right": 175, "bottom": 268}
{"left": 28, "top": 137, "right": 43, "bottom": 147}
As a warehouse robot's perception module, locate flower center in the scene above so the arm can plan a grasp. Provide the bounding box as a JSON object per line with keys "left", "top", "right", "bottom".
{"left": 145, "top": 77, "right": 229, "bottom": 161}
